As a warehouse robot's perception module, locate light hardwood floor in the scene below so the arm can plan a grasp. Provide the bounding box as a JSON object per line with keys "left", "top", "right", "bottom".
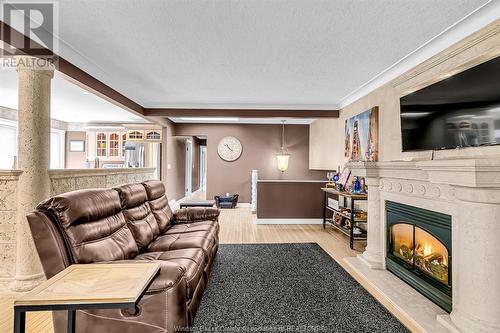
{"left": 0, "top": 207, "right": 367, "bottom": 333}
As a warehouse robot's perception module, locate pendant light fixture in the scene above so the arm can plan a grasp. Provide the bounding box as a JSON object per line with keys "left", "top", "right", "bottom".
{"left": 276, "top": 120, "right": 290, "bottom": 172}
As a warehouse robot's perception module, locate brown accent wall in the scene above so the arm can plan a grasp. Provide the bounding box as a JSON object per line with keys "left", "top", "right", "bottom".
{"left": 163, "top": 120, "right": 203, "bottom": 201}
{"left": 163, "top": 120, "right": 185, "bottom": 201}
{"left": 175, "top": 124, "right": 325, "bottom": 203}
{"left": 257, "top": 181, "right": 327, "bottom": 218}
{"left": 65, "top": 131, "right": 86, "bottom": 169}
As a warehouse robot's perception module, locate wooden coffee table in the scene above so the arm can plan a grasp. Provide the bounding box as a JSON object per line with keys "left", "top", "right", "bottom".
{"left": 13, "top": 263, "right": 161, "bottom": 333}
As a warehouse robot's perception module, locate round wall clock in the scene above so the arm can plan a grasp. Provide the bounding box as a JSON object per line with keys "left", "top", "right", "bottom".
{"left": 217, "top": 136, "right": 242, "bottom": 161}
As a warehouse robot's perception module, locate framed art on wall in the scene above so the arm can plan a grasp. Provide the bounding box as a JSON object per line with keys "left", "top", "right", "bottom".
{"left": 344, "top": 106, "right": 379, "bottom": 162}
{"left": 69, "top": 140, "right": 85, "bottom": 152}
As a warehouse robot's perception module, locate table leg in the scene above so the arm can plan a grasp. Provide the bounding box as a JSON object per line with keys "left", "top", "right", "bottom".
{"left": 350, "top": 199, "right": 355, "bottom": 249}
{"left": 323, "top": 191, "right": 326, "bottom": 229}
{"left": 67, "top": 309, "right": 76, "bottom": 333}
{"left": 13, "top": 308, "right": 25, "bottom": 333}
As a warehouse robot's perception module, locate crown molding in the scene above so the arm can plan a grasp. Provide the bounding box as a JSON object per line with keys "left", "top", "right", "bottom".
{"left": 142, "top": 103, "right": 340, "bottom": 110}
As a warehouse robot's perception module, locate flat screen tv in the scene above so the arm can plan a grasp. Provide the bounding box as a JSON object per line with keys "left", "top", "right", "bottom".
{"left": 400, "top": 56, "right": 500, "bottom": 151}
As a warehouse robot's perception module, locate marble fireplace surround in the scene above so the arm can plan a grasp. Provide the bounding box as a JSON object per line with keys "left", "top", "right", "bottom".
{"left": 344, "top": 159, "right": 500, "bottom": 333}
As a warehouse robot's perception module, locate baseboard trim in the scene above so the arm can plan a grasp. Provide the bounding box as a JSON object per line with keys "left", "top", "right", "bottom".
{"left": 237, "top": 202, "right": 251, "bottom": 208}
{"left": 256, "top": 218, "right": 323, "bottom": 225}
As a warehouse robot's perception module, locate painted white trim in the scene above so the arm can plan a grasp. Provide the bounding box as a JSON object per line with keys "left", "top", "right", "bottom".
{"left": 339, "top": 0, "right": 500, "bottom": 109}
{"left": 169, "top": 117, "right": 318, "bottom": 125}
{"left": 256, "top": 218, "right": 323, "bottom": 225}
{"left": 154, "top": 103, "right": 337, "bottom": 111}
{"left": 236, "top": 202, "right": 251, "bottom": 208}
{"left": 0, "top": 118, "right": 18, "bottom": 127}
{"left": 50, "top": 128, "right": 66, "bottom": 169}
{"left": 184, "top": 139, "right": 192, "bottom": 196}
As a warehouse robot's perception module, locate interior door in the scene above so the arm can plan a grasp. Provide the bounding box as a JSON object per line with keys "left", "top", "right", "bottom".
{"left": 200, "top": 146, "right": 207, "bottom": 191}
{"left": 185, "top": 139, "right": 192, "bottom": 196}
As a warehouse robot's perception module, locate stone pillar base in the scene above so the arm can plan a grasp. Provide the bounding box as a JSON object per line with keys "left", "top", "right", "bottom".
{"left": 358, "top": 252, "right": 384, "bottom": 269}
{"left": 449, "top": 310, "right": 500, "bottom": 333}
{"left": 12, "top": 272, "right": 46, "bottom": 292}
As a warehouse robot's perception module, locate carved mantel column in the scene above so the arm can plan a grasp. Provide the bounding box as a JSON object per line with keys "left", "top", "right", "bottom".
{"left": 347, "top": 162, "right": 384, "bottom": 269}
{"left": 418, "top": 159, "right": 500, "bottom": 333}
{"left": 13, "top": 56, "right": 55, "bottom": 291}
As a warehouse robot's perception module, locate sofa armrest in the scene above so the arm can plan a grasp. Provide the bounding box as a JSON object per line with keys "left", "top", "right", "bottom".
{"left": 174, "top": 207, "right": 220, "bottom": 223}
{"left": 63, "top": 259, "right": 189, "bottom": 333}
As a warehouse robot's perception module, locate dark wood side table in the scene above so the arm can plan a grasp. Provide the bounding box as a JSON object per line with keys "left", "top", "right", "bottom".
{"left": 13, "top": 263, "right": 160, "bottom": 333}
{"left": 322, "top": 188, "right": 368, "bottom": 249}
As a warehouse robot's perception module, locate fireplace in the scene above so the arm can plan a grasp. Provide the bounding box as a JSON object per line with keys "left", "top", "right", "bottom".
{"left": 386, "top": 201, "right": 452, "bottom": 312}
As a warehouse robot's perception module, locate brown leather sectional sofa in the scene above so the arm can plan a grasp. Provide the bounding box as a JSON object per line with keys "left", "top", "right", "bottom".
{"left": 27, "top": 180, "right": 220, "bottom": 333}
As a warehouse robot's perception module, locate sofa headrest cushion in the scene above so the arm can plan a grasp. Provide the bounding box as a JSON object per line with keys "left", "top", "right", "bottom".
{"left": 37, "top": 188, "right": 121, "bottom": 228}
{"left": 114, "top": 183, "right": 149, "bottom": 209}
{"left": 142, "top": 180, "right": 166, "bottom": 200}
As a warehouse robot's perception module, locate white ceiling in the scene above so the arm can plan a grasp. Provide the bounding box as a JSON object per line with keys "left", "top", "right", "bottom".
{"left": 47, "top": 0, "right": 492, "bottom": 109}
{"left": 0, "top": 68, "right": 147, "bottom": 123}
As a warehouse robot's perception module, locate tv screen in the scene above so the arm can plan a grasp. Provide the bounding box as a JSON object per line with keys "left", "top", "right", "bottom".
{"left": 400, "top": 56, "right": 500, "bottom": 151}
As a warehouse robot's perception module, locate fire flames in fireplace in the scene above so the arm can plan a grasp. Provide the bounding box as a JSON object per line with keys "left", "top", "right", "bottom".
{"left": 391, "top": 224, "right": 449, "bottom": 284}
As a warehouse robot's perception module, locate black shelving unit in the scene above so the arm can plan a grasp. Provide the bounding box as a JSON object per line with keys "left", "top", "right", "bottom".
{"left": 322, "top": 188, "right": 367, "bottom": 249}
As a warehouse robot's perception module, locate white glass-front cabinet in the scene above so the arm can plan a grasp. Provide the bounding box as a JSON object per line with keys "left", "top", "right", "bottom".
{"left": 122, "top": 132, "right": 127, "bottom": 156}
{"left": 94, "top": 131, "right": 127, "bottom": 159}
{"left": 127, "top": 129, "right": 161, "bottom": 141}
{"left": 127, "top": 130, "right": 144, "bottom": 140}
{"left": 90, "top": 129, "right": 161, "bottom": 160}
{"left": 145, "top": 130, "right": 161, "bottom": 140}
{"left": 96, "top": 132, "right": 107, "bottom": 157}
{"left": 109, "top": 133, "right": 120, "bottom": 157}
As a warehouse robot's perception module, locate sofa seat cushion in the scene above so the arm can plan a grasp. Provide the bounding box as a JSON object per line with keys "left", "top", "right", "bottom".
{"left": 147, "top": 232, "right": 214, "bottom": 259}
{"left": 165, "top": 220, "right": 219, "bottom": 236}
{"left": 174, "top": 207, "right": 220, "bottom": 223}
{"left": 135, "top": 249, "right": 205, "bottom": 299}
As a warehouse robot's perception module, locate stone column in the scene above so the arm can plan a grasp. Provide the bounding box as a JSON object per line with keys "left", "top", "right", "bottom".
{"left": 448, "top": 187, "right": 500, "bottom": 333}
{"left": 358, "top": 177, "right": 385, "bottom": 269}
{"left": 418, "top": 159, "right": 500, "bottom": 333}
{"left": 251, "top": 170, "right": 258, "bottom": 214}
{"left": 347, "top": 162, "right": 385, "bottom": 269}
{"left": 13, "top": 56, "right": 55, "bottom": 291}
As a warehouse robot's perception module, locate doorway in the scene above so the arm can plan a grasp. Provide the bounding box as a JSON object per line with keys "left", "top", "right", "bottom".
{"left": 200, "top": 146, "right": 207, "bottom": 191}
{"left": 185, "top": 139, "right": 192, "bottom": 196}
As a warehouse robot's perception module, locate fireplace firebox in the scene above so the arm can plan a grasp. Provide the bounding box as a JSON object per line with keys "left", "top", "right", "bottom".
{"left": 386, "top": 201, "right": 452, "bottom": 312}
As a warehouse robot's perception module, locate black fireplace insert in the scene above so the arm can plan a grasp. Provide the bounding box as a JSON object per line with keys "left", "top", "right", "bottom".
{"left": 386, "top": 201, "right": 452, "bottom": 312}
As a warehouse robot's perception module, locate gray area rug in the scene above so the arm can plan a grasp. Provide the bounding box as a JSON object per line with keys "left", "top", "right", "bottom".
{"left": 192, "top": 243, "right": 409, "bottom": 333}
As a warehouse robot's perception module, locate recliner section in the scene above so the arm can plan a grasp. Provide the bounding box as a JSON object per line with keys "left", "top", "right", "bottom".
{"left": 27, "top": 180, "right": 220, "bottom": 333}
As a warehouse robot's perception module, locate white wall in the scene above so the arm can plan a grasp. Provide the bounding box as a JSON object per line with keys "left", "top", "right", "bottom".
{"left": 0, "top": 119, "right": 66, "bottom": 169}
{"left": 310, "top": 21, "right": 500, "bottom": 167}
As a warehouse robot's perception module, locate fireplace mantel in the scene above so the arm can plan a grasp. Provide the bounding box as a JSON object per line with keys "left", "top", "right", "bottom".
{"left": 348, "top": 158, "right": 500, "bottom": 186}
{"left": 344, "top": 158, "right": 500, "bottom": 333}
